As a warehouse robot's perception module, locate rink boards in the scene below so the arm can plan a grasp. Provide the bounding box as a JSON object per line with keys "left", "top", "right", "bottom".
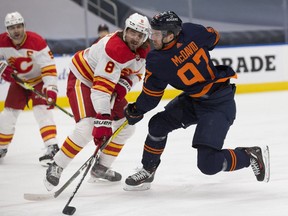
{"left": 1, "top": 43, "right": 288, "bottom": 111}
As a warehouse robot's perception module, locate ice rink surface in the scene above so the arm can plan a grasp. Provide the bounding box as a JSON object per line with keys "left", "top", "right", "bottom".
{"left": 1, "top": 91, "right": 288, "bottom": 216}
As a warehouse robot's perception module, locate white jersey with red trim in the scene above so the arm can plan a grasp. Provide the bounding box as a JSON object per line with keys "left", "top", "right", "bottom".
{"left": 0, "top": 31, "right": 57, "bottom": 87}
{"left": 69, "top": 31, "right": 150, "bottom": 114}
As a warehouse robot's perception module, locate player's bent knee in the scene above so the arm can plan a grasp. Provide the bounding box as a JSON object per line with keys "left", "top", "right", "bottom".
{"left": 0, "top": 108, "right": 21, "bottom": 131}
{"left": 148, "top": 113, "right": 170, "bottom": 137}
{"left": 197, "top": 163, "right": 218, "bottom": 175}
{"left": 197, "top": 147, "right": 222, "bottom": 175}
{"left": 33, "top": 105, "right": 55, "bottom": 127}
{"left": 73, "top": 118, "right": 94, "bottom": 143}
{"left": 113, "top": 123, "right": 135, "bottom": 143}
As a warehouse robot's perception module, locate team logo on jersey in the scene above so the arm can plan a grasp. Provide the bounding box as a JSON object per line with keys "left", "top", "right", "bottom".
{"left": 135, "top": 54, "right": 140, "bottom": 61}
{"left": 8, "top": 56, "right": 33, "bottom": 73}
{"left": 121, "top": 67, "right": 141, "bottom": 76}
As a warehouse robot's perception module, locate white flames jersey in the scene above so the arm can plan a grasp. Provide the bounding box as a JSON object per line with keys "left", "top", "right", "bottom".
{"left": 69, "top": 31, "right": 150, "bottom": 114}
{"left": 0, "top": 31, "right": 57, "bottom": 87}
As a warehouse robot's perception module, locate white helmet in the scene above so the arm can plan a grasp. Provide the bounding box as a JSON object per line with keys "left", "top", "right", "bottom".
{"left": 123, "top": 13, "right": 150, "bottom": 43}
{"left": 5, "top": 12, "right": 24, "bottom": 28}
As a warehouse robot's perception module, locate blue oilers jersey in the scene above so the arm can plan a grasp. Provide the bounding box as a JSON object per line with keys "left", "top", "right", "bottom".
{"left": 136, "top": 23, "right": 237, "bottom": 113}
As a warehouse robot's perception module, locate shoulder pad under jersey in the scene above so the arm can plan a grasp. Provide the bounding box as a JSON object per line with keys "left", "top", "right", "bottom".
{"left": 23, "top": 31, "right": 47, "bottom": 51}
{"left": 105, "top": 34, "right": 145, "bottom": 64}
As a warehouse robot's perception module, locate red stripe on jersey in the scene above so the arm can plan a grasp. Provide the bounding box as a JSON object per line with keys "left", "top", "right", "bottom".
{"left": 92, "top": 76, "right": 115, "bottom": 95}
{"left": 41, "top": 65, "right": 57, "bottom": 77}
{"left": 72, "top": 51, "right": 94, "bottom": 82}
{"left": 24, "top": 75, "right": 42, "bottom": 86}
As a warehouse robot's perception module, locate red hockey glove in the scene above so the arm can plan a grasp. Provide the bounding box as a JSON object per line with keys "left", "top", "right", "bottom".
{"left": 43, "top": 85, "right": 58, "bottom": 109}
{"left": 114, "top": 78, "right": 132, "bottom": 102}
{"left": 0, "top": 62, "right": 16, "bottom": 83}
{"left": 124, "top": 103, "right": 144, "bottom": 125}
{"left": 92, "top": 114, "right": 112, "bottom": 147}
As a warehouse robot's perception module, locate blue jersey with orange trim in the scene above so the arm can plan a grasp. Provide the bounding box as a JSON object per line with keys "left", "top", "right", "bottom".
{"left": 136, "top": 23, "right": 237, "bottom": 113}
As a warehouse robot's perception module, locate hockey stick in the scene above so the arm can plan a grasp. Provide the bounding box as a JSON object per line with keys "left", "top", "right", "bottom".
{"left": 11, "top": 73, "right": 74, "bottom": 118}
{"left": 24, "top": 119, "right": 128, "bottom": 201}
{"left": 62, "top": 95, "right": 120, "bottom": 215}
{"left": 62, "top": 142, "right": 100, "bottom": 215}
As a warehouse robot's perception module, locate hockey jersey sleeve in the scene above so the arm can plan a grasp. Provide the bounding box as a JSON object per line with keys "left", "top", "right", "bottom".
{"left": 135, "top": 56, "right": 168, "bottom": 114}
{"left": 121, "top": 65, "right": 144, "bottom": 88}
{"left": 205, "top": 26, "right": 220, "bottom": 51}
{"left": 37, "top": 46, "right": 57, "bottom": 87}
{"left": 182, "top": 23, "right": 220, "bottom": 51}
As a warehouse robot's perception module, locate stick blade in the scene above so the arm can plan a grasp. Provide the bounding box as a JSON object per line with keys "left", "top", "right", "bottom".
{"left": 62, "top": 206, "right": 76, "bottom": 215}
{"left": 24, "top": 193, "right": 55, "bottom": 201}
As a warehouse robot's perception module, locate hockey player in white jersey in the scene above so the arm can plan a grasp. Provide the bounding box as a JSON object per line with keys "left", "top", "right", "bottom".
{"left": 0, "top": 12, "right": 59, "bottom": 165}
{"left": 44, "top": 13, "right": 151, "bottom": 190}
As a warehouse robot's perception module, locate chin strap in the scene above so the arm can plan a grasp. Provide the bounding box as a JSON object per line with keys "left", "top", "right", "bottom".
{"left": 160, "top": 32, "right": 178, "bottom": 49}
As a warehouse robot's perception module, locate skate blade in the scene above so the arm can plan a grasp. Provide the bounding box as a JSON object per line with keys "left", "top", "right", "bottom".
{"left": 43, "top": 178, "right": 55, "bottom": 191}
{"left": 123, "top": 183, "right": 151, "bottom": 191}
{"left": 87, "top": 176, "right": 120, "bottom": 184}
{"left": 263, "top": 145, "right": 270, "bottom": 183}
{"left": 39, "top": 159, "right": 53, "bottom": 167}
{"left": 87, "top": 176, "right": 108, "bottom": 183}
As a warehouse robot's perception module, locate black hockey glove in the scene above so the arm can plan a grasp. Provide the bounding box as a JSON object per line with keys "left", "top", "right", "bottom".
{"left": 124, "top": 103, "right": 144, "bottom": 125}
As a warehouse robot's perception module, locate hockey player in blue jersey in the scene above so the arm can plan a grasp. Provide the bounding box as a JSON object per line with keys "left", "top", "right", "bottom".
{"left": 123, "top": 11, "right": 270, "bottom": 191}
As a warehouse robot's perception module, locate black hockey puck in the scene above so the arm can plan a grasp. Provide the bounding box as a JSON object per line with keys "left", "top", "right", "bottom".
{"left": 62, "top": 206, "right": 76, "bottom": 215}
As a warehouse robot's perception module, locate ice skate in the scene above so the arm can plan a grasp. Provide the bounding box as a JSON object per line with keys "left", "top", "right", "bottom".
{"left": 44, "top": 162, "right": 63, "bottom": 191}
{"left": 239, "top": 146, "right": 270, "bottom": 182}
{"left": 124, "top": 167, "right": 156, "bottom": 191}
{"left": 39, "top": 144, "right": 59, "bottom": 167}
{"left": 89, "top": 158, "right": 122, "bottom": 183}
{"left": 0, "top": 148, "right": 8, "bottom": 159}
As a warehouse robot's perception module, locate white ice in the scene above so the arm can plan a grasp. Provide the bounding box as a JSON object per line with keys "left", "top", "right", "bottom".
{"left": 1, "top": 91, "right": 288, "bottom": 216}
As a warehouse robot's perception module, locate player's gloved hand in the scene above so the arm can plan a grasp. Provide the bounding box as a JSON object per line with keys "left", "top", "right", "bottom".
{"left": 114, "top": 78, "right": 132, "bottom": 102}
{"left": 124, "top": 103, "right": 144, "bottom": 125}
{"left": 0, "top": 62, "right": 16, "bottom": 83}
{"left": 92, "top": 114, "right": 112, "bottom": 147}
{"left": 43, "top": 85, "right": 58, "bottom": 109}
